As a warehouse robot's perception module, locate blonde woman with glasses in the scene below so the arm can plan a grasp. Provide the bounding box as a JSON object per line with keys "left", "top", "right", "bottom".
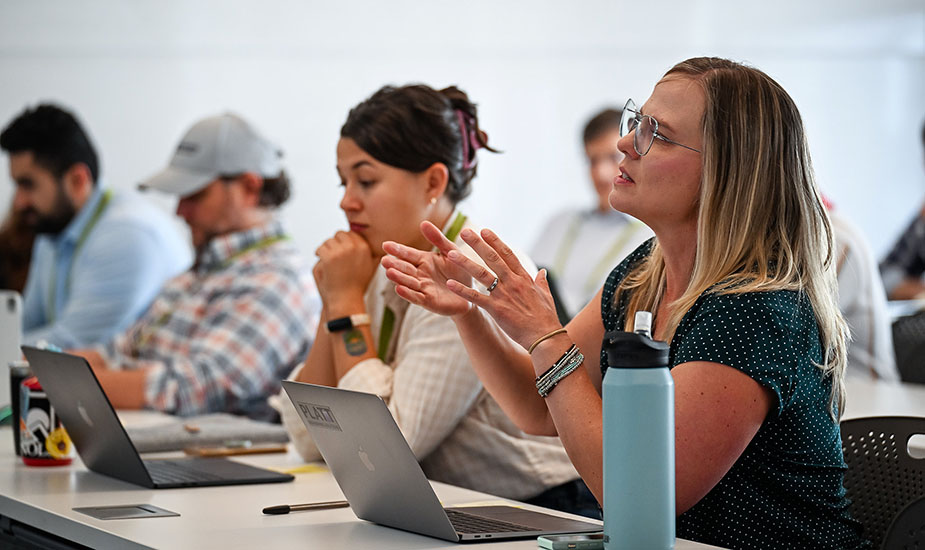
{"left": 382, "top": 57, "right": 869, "bottom": 549}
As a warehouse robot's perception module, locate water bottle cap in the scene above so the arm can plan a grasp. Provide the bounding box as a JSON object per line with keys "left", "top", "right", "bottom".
{"left": 603, "top": 330, "right": 670, "bottom": 369}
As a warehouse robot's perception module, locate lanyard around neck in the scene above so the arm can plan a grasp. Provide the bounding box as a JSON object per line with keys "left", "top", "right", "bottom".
{"left": 46, "top": 190, "right": 112, "bottom": 322}
{"left": 219, "top": 234, "right": 288, "bottom": 270}
{"left": 377, "top": 211, "right": 467, "bottom": 361}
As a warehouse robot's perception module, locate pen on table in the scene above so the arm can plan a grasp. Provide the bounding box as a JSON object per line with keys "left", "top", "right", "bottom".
{"left": 262, "top": 500, "right": 350, "bottom": 515}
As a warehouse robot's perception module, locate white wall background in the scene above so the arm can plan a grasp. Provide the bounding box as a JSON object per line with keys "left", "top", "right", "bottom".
{"left": 1, "top": 0, "right": 923, "bottom": 261}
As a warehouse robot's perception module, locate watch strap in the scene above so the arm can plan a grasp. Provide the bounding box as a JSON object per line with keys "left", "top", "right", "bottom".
{"left": 326, "top": 313, "right": 371, "bottom": 333}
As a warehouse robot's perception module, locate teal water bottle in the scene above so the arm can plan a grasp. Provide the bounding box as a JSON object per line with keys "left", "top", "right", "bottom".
{"left": 602, "top": 311, "right": 675, "bottom": 549}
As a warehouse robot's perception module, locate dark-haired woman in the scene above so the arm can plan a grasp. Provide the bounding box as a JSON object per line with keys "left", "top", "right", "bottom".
{"left": 273, "top": 84, "right": 597, "bottom": 517}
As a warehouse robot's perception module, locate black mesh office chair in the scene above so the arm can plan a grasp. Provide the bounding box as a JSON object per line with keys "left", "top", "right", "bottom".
{"left": 881, "top": 496, "right": 925, "bottom": 550}
{"left": 841, "top": 416, "right": 925, "bottom": 549}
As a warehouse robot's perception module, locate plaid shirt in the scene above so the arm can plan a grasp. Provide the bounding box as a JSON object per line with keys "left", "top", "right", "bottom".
{"left": 101, "top": 220, "right": 319, "bottom": 420}
{"left": 880, "top": 213, "right": 925, "bottom": 295}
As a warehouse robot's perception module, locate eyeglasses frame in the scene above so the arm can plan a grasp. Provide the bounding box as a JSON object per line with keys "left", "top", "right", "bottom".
{"left": 621, "top": 99, "right": 701, "bottom": 156}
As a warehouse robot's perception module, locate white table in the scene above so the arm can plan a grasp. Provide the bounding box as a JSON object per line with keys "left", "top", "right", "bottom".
{"left": 887, "top": 299, "right": 925, "bottom": 322}
{"left": 843, "top": 377, "right": 925, "bottom": 419}
{"left": 5, "top": 379, "right": 920, "bottom": 549}
{"left": 0, "top": 426, "right": 721, "bottom": 549}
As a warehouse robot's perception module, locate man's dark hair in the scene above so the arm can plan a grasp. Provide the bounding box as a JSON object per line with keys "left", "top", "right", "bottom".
{"left": 259, "top": 171, "right": 291, "bottom": 208}
{"left": 582, "top": 108, "right": 624, "bottom": 145}
{"left": 0, "top": 104, "right": 100, "bottom": 184}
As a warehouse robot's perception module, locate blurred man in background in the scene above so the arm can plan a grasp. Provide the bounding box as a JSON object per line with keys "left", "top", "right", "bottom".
{"left": 1, "top": 104, "right": 190, "bottom": 348}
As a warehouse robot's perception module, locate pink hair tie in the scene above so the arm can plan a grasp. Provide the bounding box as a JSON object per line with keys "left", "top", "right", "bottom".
{"left": 455, "top": 109, "right": 482, "bottom": 171}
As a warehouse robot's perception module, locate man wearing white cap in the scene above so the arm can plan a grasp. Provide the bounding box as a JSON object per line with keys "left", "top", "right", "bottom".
{"left": 72, "top": 113, "right": 319, "bottom": 420}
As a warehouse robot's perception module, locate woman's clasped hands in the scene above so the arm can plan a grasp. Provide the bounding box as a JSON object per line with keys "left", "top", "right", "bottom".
{"left": 314, "top": 230, "right": 379, "bottom": 309}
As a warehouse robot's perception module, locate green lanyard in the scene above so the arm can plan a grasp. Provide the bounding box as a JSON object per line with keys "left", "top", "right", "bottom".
{"left": 220, "top": 235, "right": 288, "bottom": 269}
{"left": 552, "top": 212, "right": 642, "bottom": 299}
{"left": 377, "top": 212, "right": 467, "bottom": 361}
{"left": 443, "top": 211, "right": 467, "bottom": 243}
{"left": 46, "top": 190, "right": 112, "bottom": 322}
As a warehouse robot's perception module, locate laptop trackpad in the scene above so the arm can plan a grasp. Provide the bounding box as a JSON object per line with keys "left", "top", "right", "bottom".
{"left": 74, "top": 504, "right": 180, "bottom": 520}
{"left": 449, "top": 506, "right": 599, "bottom": 531}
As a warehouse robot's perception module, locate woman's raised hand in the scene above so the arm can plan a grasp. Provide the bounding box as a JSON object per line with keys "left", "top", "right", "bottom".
{"left": 382, "top": 221, "right": 475, "bottom": 317}
{"left": 383, "top": 221, "right": 562, "bottom": 350}
{"left": 446, "top": 227, "right": 562, "bottom": 350}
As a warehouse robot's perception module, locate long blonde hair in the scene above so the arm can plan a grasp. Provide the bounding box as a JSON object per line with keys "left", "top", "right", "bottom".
{"left": 618, "top": 57, "right": 849, "bottom": 417}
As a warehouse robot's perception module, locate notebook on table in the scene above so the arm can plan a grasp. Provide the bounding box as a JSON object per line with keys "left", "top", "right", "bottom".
{"left": 22, "top": 346, "right": 293, "bottom": 489}
{"left": 282, "top": 380, "right": 601, "bottom": 542}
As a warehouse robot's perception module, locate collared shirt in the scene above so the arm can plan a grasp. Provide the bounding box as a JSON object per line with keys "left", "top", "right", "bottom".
{"left": 22, "top": 185, "right": 191, "bottom": 349}
{"left": 531, "top": 207, "right": 652, "bottom": 316}
{"left": 273, "top": 215, "right": 580, "bottom": 500}
{"left": 101, "top": 220, "right": 320, "bottom": 421}
{"left": 880, "top": 212, "right": 925, "bottom": 295}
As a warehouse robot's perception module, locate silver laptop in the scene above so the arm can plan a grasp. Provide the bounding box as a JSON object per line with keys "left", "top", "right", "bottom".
{"left": 282, "top": 381, "right": 601, "bottom": 542}
{"left": 0, "top": 291, "right": 23, "bottom": 408}
{"left": 22, "top": 346, "right": 294, "bottom": 489}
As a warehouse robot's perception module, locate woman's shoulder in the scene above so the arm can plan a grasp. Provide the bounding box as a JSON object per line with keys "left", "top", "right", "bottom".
{"left": 599, "top": 238, "right": 656, "bottom": 330}
{"left": 602, "top": 238, "right": 655, "bottom": 295}
{"left": 677, "top": 288, "right": 818, "bottom": 365}
{"left": 692, "top": 287, "right": 808, "bottom": 323}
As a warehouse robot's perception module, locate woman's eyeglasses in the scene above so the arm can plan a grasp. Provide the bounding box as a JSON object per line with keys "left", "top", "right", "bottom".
{"left": 619, "top": 99, "right": 701, "bottom": 156}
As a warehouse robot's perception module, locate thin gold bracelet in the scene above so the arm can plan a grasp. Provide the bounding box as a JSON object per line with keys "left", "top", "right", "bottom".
{"left": 528, "top": 328, "right": 568, "bottom": 354}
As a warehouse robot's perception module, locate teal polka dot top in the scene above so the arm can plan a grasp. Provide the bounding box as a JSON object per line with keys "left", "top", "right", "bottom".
{"left": 601, "top": 240, "right": 869, "bottom": 550}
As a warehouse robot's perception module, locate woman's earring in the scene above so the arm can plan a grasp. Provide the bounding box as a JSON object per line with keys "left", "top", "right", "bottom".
{"left": 430, "top": 197, "right": 437, "bottom": 205}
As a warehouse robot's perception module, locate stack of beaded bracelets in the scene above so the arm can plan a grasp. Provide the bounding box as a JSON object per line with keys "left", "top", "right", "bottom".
{"left": 535, "top": 344, "right": 584, "bottom": 398}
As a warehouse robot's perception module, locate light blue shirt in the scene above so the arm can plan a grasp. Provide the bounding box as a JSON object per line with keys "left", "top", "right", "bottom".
{"left": 22, "top": 185, "right": 192, "bottom": 349}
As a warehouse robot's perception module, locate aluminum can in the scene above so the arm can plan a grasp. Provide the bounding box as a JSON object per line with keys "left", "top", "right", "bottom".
{"left": 20, "top": 375, "right": 72, "bottom": 466}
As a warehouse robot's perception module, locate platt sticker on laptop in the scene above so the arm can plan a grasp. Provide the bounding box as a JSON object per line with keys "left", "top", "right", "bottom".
{"left": 296, "top": 402, "right": 342, "bottom": 431}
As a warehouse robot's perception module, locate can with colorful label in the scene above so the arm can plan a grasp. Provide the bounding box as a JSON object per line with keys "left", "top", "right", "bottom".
{"left": 9, "top": 360, "right": 31, "bottom": 457}
{"left": 19, "top": 375, "right": 72, "bottom": 466}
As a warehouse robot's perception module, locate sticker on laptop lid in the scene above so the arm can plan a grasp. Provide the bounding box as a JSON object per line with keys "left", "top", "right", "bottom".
{"left": 297, "top": 402, "right": 342, "bottom": 431}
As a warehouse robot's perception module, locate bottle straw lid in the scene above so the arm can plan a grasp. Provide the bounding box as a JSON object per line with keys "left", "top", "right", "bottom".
{"left": 603, "top": 330, "right": 669, "bottom": 369}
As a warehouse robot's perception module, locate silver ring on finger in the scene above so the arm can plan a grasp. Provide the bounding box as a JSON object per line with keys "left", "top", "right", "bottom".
{"left": 487, "top": 277, "right": 499, "bottom": 293}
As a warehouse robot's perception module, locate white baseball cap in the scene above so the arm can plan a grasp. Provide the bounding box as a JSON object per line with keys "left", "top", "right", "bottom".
{"left": 139, "top": 113, "right": 283, "bottom": 197}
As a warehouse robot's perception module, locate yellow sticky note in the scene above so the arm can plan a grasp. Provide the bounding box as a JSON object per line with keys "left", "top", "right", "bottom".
{"left": 275, "top": 463, "right": 329, "bottom": 475}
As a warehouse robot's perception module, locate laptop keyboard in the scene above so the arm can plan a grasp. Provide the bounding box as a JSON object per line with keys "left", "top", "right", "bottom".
{"left": 444, "top": 509, "right": 536, "bottom": 534}
{"left": 146, "top": 460, "right": 224, "bottom": 484}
